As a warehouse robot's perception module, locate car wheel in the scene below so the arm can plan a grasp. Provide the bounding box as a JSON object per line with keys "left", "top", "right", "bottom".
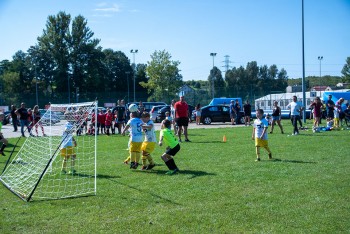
{"left": 203, "top": 117, "right": 212, "bottom": 125}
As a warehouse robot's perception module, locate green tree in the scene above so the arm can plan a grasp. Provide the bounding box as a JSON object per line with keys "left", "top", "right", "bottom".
{"left": 341, "top": 57, "right": 350, "bottom": 84}
{"left": 208, "top": 66, "right": 225, "bottom": 98}
{"left": 142, "top": 50, "right": 183, "bottom": 102}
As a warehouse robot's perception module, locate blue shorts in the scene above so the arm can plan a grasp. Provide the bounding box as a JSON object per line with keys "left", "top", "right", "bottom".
{"left": 272, "top": 116, "right": 281, "bottom": 121}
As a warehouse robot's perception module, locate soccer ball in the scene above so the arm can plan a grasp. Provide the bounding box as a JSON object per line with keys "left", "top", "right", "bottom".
{"left": 128, "top": 104, "right": 138, "bottom": 112}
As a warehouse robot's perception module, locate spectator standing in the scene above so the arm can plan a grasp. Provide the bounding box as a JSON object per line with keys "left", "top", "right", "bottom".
{"left": 195, "top": 103, "right": 201, "bottom": 125}
{"left": 174, "top": 96, "right": 190, "bottom": 142}
{"left": 309, "top": 97, "right": 323, "bottom": 127}
{"left": 326, "top": 94, "right": 335, "bottom": 119}
{"left": 287, "top": 96, "right": 304, "bottom": 135}
{"left": 234, "top": 99, "right": 241, "bottom": 124}
{"left": 10, "top": 105, "right": 18, "bottom": 132}
{"left": 229, "top": 100, "right": 236, "bottom": 125}
{"left": 0, "top": 113, "right": 8, "bottom": 156}
{"left": 16, "top": 102, "right": 31, "bottom": 137}
{"left": 270, "top": 101, "right": 284, "bottom": 134}
{"left": 33, "top": 105, "right": 46, "bottom": 136}
{"left": 243, "top": 100, "right": 252, "bottom": 126}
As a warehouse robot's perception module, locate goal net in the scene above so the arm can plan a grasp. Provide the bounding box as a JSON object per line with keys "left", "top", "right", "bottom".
{"left": 0, "top": 101, "right": 97, "bottom": 202}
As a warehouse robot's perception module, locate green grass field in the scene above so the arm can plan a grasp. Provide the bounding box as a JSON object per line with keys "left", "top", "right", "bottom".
{"left": 0, "top": 120, "right": 349, "bottom": 233}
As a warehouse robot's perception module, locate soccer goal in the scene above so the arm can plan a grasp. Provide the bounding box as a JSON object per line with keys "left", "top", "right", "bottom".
{"left": 0, "top": 101, "right": 97, "bottom": 202}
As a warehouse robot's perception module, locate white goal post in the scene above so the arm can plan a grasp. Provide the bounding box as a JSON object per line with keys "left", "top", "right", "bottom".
{"left": 0, "top": 101, "right": 97, "bottom": 202}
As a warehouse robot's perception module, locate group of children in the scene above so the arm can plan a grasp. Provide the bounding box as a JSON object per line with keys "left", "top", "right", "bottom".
{"left": 121, "top": 111, "right": 180, "bottom": 175}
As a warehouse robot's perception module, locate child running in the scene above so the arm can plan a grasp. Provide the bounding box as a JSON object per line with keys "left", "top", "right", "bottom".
{"left": 252, "top": 109, "right": 272, "bottom": 162}
{"left": 159, "top": 119, "right": 180, "bottom": 175}
{"left": 60, "top": 113, "right": 77, "bottom": 174}
{"left": 122, "top": 111, "right": 143, "bottom": 169}
{"left": 140, "top": 112, "right": 156, "bottom": 170}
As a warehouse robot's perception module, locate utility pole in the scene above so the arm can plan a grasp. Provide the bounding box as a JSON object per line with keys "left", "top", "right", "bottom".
{"left": 130, "top": 49, "right": 138, "bottom": 102}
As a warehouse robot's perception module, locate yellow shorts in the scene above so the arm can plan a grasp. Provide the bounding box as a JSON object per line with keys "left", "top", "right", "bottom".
{"left": 60, "top": 147, "right": 75, "bottom": 157}
{"left": 255, "top": 138, "right": 269, "bottom": 148}
{"left": 141, "top": 142, "right": 156, "bottom": 154}
{"left": 129, "top": 142, "right": 142, "bottom": 153}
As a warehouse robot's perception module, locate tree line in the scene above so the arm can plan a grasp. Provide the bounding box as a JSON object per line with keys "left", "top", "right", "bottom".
{"left": 1, "top": 11, "right": 349, "bottom": 108}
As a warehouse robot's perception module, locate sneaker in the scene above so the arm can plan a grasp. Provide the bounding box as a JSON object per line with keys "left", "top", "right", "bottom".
{"left": 140, "top": 165, "right": 148, "bottom": 171}
{"left": 269, "top": 131, "right": 273, "bottom": 134}
{"left": 69, "top": 170, "right": 77, "bottom": 175}
{"left": 130, "top": 162, "right": 135, "bottom": 169}
{"left": 123, "top": 161, "right": 129, "bottom": 165}
{"left": 178, "top": 139, "right": 182, "bottom": 143}
{"left": 255, "top": 158, "right": 261, "bottom": 162}
{"left": 165, "top": 168, "right": 179, "bottom": 175}
{"left": 146, "top": 164, "right": 155, "bottom": 170}
{"left": 185, "top": 139, "right": 191, "bottom": 142}
{"left": 0, "top": 151, "right": 5, "bottom": 156}
{"left": 281, "top": 131, "right": 284, "bottom": 134}
{"left": 268, "top": 153, "right": 272, "bottom": 159}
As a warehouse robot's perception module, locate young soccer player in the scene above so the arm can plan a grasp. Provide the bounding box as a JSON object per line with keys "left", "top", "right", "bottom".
{"left": 60, "top": 114, "right": 77, "bottom": 174}
{"left": 105, "top": 108, "right": 113, "bottom": 136}
{"left": 159, "top": 119, "right": 180, "bottom": 175}
{"left": 121, "top": 111, "right": 143, "bottom": 169}
{"left": 33, "top": 105, "right": 46, "bottom": 136}
{"left": 252, "top": 109, "right": 272, "bottom": 162}
{"left": 140, "top": 112, "right": 156, "bottom": 170}
{"left": 0, "top": 113, "right": 8, "bottom": 156}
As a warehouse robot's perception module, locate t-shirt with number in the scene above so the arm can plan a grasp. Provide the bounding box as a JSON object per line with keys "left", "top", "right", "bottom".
{"left": 253, "top": 118, "right": 269, "bottom": 140}
{"left": 61, "top": 122, "right": 74, "bottom": 149}
{"left": 143, "top": 120, "right": 157, "bottom": 143}
{"left": 160, "top": 128, "right": 178, "bottom": 148}
{"left": 126, "top": 117, "right": 143, "bottom": 142}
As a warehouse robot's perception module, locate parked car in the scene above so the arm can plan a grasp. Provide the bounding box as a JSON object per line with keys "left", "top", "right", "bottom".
{"left": 200, "top": 105, "right": 245, "bottom": 125}
{"left": 1, "top": 111, "right": 11, "bottom": 125}
{"left": 150, "top": 105, "right": 166, "bottom": 122}
{"left": 156, "top": 104, "right": 195, "bottom": 123}
{"left": 39, "top": 109, "right": 61, "bottom": 125}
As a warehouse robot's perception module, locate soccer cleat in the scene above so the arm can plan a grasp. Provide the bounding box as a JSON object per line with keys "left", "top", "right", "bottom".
{"left": 185, "top": 139, "right": 191, "bottom": 142}
{"left": 140, "top": 165, "right": 148, "bottom": 171}
{"left": 268, "top": 153, "right": 272, "bottom": 159}
{"left": 165, "top": 168, "right": 179, "bottom": 175}
{"left": 123, "top": 161, "right": 129, "bottom": 165}
{"left": 255, "top": 158, "right": 261, "bottom": 162}
{"left": 146, "top": 164, "right": 156, "bottom": 170}
{"left": 130, "top": 162, "right": 135, "bottom": 169}
{"left": 69, "top": 170, "right": 77, "bottom": 175}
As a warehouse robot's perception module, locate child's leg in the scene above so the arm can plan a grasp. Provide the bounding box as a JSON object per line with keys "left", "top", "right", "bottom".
{"left": 124, "top": 156, "right": 131, "bottom": 164}
{"left": 61, "top": 156, "right": 68, "bottom": 173}
{"left": 264, "top": 145, "right": 272, "bottom": 159}
{"left": 161, "top": 153, "right": 178, "bottom": 170}
{"left": 70, "top": 154, "right": 76, "bottom": 173}
{"left": 0, "top": 138, "right": 8, "bottom": 155}
{"left": 255, "top": 146, "right": 261, "bottom": 161}
{"left": 35, "top": 124, "right": 39, "bottom": 135}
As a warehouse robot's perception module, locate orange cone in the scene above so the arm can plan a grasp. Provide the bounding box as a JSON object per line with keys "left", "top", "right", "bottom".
{"left": 223, "top": 135, "right": 227, "bottom": 143}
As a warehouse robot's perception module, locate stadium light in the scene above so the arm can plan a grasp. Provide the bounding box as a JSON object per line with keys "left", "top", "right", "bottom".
{"left": 210, "top": 53, "right": 217, "bottom": 98}
{"left": 318, "top": 56, "right": 323, "bottom": 97}
{"left": 34, "top": 65, "right": 38, "bottom": 106}
{"left": 130, "top": 49, "right": 138, "bottom": 102}
{"left": 125, "top": 71, "right": 131, "bottom": 103}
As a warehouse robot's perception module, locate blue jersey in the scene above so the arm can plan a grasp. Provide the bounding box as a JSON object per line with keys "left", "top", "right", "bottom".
{"left": 126, "top": 117, "right": 143, "bottom": 142}
{"left": 61, "top": 122, "right": 74, "bottom": 149}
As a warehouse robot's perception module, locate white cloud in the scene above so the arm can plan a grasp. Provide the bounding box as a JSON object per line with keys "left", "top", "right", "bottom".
{"left": 94, "top": 3, "right": 120, "bottom": 12}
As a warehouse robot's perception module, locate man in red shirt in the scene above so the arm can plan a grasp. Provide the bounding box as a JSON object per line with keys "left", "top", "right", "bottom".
{"left": 174, "top": 96, "right": 190, "bottom": 142}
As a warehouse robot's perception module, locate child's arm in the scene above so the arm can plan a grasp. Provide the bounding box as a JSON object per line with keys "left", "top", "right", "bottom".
{"left": 121, "top": 125, "right": 130, "bottom": 136}
{"left": 251, "top": 127, "right": 255, "bottom": 140}
{"left": 159, "top": 132, "right": 164, "bottom": 146}
{"left": 261, "top": 127, "right": 268, "bottom": 139}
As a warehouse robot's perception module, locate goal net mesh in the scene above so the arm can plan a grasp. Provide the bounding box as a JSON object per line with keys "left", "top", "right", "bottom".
{"left": 0, "top": 101, "right": 97, "bottom": 201}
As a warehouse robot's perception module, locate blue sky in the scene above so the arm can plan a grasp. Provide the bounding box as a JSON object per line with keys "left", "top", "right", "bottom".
{"left": 0, "top": 0, "right": 349, "bottom": 81}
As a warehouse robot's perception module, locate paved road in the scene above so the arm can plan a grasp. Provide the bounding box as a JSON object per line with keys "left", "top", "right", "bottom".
{"left": 1, "top": 121, "right": 245, "bottom": 139}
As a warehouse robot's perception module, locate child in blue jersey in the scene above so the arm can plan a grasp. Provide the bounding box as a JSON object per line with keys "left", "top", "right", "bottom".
{"left": 0, "top": 114, "right": 8, "bottom": 156}
{"left": 60, "top": 117, "right": 77, "bottom": 174}
{"left": 159, "top": 119, "right": 180, "bottom": 175}
{"left": 122, "top": 111, "right": 144, "bottom": 169}
{"left": 252, "top": 109, "right": 272, "bottom": 162}
{"left": 140, "top": 112, "right": 156, "bottom": 170}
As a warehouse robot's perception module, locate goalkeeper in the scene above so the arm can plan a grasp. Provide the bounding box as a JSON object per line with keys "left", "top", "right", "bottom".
{"left": 60, "top": 116, "right": 77, "bottom": 175}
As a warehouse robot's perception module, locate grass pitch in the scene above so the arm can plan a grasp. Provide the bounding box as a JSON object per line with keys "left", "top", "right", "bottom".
{"left": 0, "top": 120, "right": 349, "bottom": 233}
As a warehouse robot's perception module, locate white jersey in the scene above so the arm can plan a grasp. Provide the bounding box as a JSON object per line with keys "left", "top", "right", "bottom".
{"left": 61, "top": 122, "right": 74, "bottom": 149}
{"left": 253, "top": 118, "right": 268, "bottom": 140}
{"left": 143, "top": 120, "right": 157, "bottom": 143}
{"left": 126, "top": 117, "right": 143, "bottom": 142}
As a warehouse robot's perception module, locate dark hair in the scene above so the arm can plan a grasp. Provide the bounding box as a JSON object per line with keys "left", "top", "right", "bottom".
{"left": 162, "top": 119, "right": 171, "bottom": 128}
{"left": 141, "top": 112, "right": 150, "bottom": 118}
{"left": 256, "top": 109, "right": 264, "bottom": 115}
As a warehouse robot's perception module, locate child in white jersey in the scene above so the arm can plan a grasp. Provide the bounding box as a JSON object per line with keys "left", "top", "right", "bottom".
{"left": 60, "top": 113, "right": 77, "bottom": 174}
{"left": 122, "top": 111, "right": 144, "bottom": 169}
{"left": 252, "top": 109, "right": 272, "bottom": 162}
{"left": 140, "top": 112, "right": 156, "bottom": 170}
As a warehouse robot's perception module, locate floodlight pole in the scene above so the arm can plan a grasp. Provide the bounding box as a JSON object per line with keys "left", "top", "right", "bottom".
{"left": 301, "top": 0, "right": 306, "bottom": 123}
{"left": 210, "top": 53, "right": 217, "bottom": 99}
{"left": 318, "top": 56, "right": 323, "bottom": 97}
{"left": 130, "top": 49, "right": 138, "bottom": 102}
{"left": 125, "top": 71, "right": 131, "bottom": 103}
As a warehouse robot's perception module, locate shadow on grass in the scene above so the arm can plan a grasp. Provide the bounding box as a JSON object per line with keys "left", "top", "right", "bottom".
{"left": 134, "top": 168, "right": 216, "bottom": 179}
{"left": 192, "top": 140, "right": 226, "bottom": 144}
{"left": 270, "top": 158, "right": 317, "bottom": 164}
